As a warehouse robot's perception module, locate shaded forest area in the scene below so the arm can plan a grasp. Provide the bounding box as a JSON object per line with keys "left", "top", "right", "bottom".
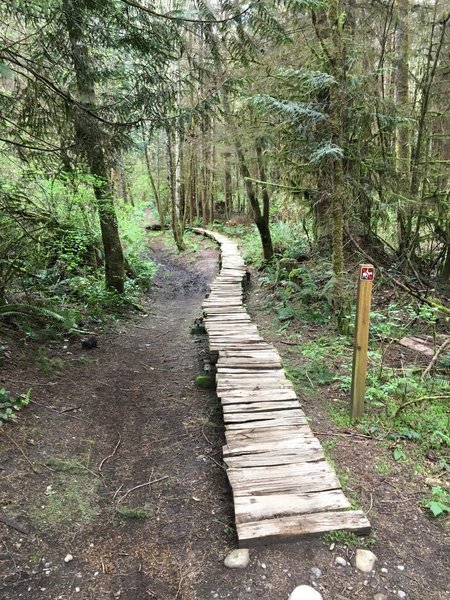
{"left": 1, "top": 0, "right": 449, "bottom": 526}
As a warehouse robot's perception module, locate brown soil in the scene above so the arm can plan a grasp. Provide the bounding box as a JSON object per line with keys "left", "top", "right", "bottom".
{"left": 0, "top": 234, "right": 449, "bottom": 600}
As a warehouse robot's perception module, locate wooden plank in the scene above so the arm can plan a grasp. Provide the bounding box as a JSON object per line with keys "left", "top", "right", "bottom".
{"left": 222, "top": 401, "right": 300, "bottom": 413}
{"left": 398, "top": 336, "right": 434, "bottom": 357}
{"left": 223, "top": 437, "right": 321, "bottom": 456}
{"left": 223, "top": 447, "right": 325, "bottom": 468}
{"left": 225, "top": 425, "right": 313, "bottom": 444}
{"left": 223, "top": 409, "right": 305, "bottom": 423}
{"left": 217, "top": 368, "right": 284, "bottom": 375}
{"left": 236, "top": 511, "right": 371, "bottom": 546}
{"left": 226, "top": 416, "right": 309, "bottom": 430}
{"left": 227, "top": 462, "right": 340, "bottom": 496}
{"left": 234, "top": 490, "right": 351, "bottom": 523}
{"left": 220, "top": 390, "right": 298, "bottom": 403}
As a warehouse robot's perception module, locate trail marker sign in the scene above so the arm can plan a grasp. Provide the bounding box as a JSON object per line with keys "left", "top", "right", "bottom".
{"left": 351, "top": 264, "right": 375, "bottom": 420}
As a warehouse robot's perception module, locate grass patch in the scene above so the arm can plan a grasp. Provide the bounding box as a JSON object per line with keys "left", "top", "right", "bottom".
{"left": 29, "top": 476, "right": 99, "bottom": 531}
{"left": 45, "top": 456, "right": 91, "bottom": 474}
{"left": 116, "top": 505, "right": 152, "bottom": 519}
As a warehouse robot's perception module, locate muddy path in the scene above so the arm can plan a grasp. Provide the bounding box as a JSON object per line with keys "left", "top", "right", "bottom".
{"left": 0, "top": 235, "right": 449, "bottom": 600}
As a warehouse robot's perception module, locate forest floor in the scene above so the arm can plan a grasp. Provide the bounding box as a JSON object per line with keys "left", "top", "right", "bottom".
{"left": 0, "top": 229, "right": 449, "bottom": 600}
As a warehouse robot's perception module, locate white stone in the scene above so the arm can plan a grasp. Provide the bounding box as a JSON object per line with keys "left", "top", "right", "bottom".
{"left": 380, "top": 568, "right": 388, "bottom": 574}
{"left": 288, "top": 585, "right": 323, "bottom": 600}
{"left": 335, "top": 556, "right": 347, "bottom": 567}
{"left": 355, "top": 549, "right": 377, "bottom": 573}
{"left": 224, "top": 548, "right": 250, "bottom": 569}
{"left": 311, "top": 567, "right": 322, "bottom": 578}
{"left": 397, "top": 565, "right": 405, "bottom": 571}
{"left": 373, "top": 594, "right": 387, "bottom": 600}
{"left": 398, "top": 592, "right": 406, "bottom": 599}
{"left": 64, "top": 554, "right": 74, "bottom": 563}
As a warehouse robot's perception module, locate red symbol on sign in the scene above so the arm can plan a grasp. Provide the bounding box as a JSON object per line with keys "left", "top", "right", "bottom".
{"left": 361, "top": 267, "right": 374, "bottom": 281}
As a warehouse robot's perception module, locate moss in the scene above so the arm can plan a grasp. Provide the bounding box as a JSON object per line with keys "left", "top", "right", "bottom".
{"left": 195, "top": 374, "right": 215, "bottom": 389}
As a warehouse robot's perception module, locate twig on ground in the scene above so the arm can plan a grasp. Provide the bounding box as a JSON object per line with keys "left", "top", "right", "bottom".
{"left": 29, "top": 398, "right": 84, "bottom": 420}
{"left": 366, "top": 493, "right": 374, "bottom": 515}
{"left": 0, "top": 430, "right": 41, "bottom": 473}
{"left": 421, "top": 338, "right": 450, "bottom": 380}
{"left": 98, "top": 431, "right": 122, "bottom": 472}
{"left": 112, "top": 484, "right": 124, "bottom": 501}
{"left": 118, "top": 476, "right": 168, "bottom": 503}
{"left": 201, "top": 425, "right": 214, "bottom": 447}
{"left": 279, "top": 340, "right": 300, "bottom": 346}
{"left": 206, "top": 454, "right": 226, "bottom": 471}
{"left": 315, "top": 431, "right": 375, "bottom": 440}
{"left": 0, "top": 515, "right": 29, "bottom": 535}
{"left": 4, "top": 379, "right": 59, "bottom": 386}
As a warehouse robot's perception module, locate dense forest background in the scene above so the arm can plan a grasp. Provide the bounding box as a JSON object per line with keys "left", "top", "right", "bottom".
{"left": 1, "top": 0, "right": 449, "bottom": 316}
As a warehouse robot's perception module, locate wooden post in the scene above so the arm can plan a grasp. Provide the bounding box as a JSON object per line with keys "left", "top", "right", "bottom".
{"left": 350, "top": 264, "right": 374, "bottom": 420}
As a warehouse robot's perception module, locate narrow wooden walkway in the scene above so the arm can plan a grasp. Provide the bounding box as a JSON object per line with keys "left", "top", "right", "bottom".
{"left": 194, "top": 228, "right": 371, "bottom": 547}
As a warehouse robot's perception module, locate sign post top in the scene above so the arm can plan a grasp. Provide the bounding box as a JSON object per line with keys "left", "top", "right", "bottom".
{"left": 359, "top": 264, "right": 374, "bottom": 282}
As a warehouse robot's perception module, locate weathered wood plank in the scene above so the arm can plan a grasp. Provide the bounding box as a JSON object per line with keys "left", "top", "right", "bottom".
{"left": 222, "top": 401, "right": 300, "bottom": 413}
{"left": 225, "top": 416, "right": 309, "bottom": 430}
{"left": 219, "top": 390, "right": 299, "bottom": 403}
{"left": 227, "top": 462, "right": 340, "bottom": 496}
{"left": 223, "top": 437, "right": 321, "bottom": 456}
{"left": 223, "top": 447, "right": 325, "bottom": 468}
{"left": 234, "top": 490, "right": 351, "bottom": 523}
{"left": 223, "top": 409, "right": 305, "bottom": 424}
{"left": 236, "top": 511, "right": 371, "bottom": 547}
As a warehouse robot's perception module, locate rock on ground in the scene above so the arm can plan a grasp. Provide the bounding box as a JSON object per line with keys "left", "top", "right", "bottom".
{"left": 355, "top": 549, "right": 377, "bottom": 573}
{"left": 288, "top": 585, "right": 323, "bottom": 600}
{"left": 223, "top": 549, "right": 250, "bottom": 569}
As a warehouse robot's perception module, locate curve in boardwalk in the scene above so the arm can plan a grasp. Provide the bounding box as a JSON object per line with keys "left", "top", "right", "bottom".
{"left": 194, "top": 228, "right": 371, "bottom": 547}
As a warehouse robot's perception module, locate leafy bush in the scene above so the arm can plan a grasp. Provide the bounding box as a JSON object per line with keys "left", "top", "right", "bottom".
{"left": 0, "top": 387, "right": 30, "bottom": 423}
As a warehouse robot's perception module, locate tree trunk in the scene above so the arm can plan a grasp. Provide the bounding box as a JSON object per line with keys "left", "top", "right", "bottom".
{"left": 142, "top": 126, "right": 165, "bottom": 227}
{"left": 63, "top": 0, "right": 125, "bottom": 293}
{"left": 255, "top": 141, "right": 270, "bottom": 225}
{"left": 395, "top": 0, "right": 412, "bottom": 255}
{"left": 224, "top": 151, "right": 232, "bottom": 218}
{"left": 221, "top": 89, "right": 273, "bottom": 259}
{"left": 167, "top": 129, "right": 185, "bottom": 251}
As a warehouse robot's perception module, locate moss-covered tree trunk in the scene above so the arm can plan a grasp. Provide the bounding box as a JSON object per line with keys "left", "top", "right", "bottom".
{"left": 63, "top": 0, "right": 125, "bottom": 293}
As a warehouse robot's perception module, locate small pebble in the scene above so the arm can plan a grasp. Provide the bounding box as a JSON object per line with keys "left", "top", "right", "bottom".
{"left": 380, "top": 568, "right": 388, "bottom": 574}
{"left": 64, "top": 554, "right": 74, "bottom": 563}
{"left": 335, "top": 556, "right": 347, "bottom": 567}
{"left": 373, "top": 594, "right": 387, "bottom": 600}
{"left": 397, "top": 565, "right": 405, "bottom": 571}
{"left": 75, "top": 588, "right": 80, "bottom": 593}
{"left": 311, "top": 567, "right": 322, "bottom": 578}
{"left": 398, "top": 592, "right": 406, "bottom": 599}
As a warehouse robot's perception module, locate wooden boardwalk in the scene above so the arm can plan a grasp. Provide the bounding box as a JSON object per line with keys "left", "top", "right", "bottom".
{"left": 194, "top": 228, "right": 371, "bottom": 547}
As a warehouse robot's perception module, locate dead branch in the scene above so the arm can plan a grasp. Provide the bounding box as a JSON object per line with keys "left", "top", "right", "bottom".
{"left": 98, "top": 431, "right": 122, "bottom": 472}
{"left": 421, "top": 338, "right": 450, "bottom": 380}
{"left": 392, "top": 394, "right": 450, "bottom": 419}
{"left": 0, "top": 514, "right": 29, "bottom": 534}
{"left": 0, "top": 430, "right": 41, "bottom": 473}
{"left": 118, "top": 476, "right": 168, "bottom": 503}
{"left": 346, "top": 227, "right": 450, "bottom": 315}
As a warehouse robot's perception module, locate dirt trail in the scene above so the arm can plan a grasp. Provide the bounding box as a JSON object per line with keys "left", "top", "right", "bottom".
{"left": 0, "top": 235, "right": 449, "bottom": 600}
